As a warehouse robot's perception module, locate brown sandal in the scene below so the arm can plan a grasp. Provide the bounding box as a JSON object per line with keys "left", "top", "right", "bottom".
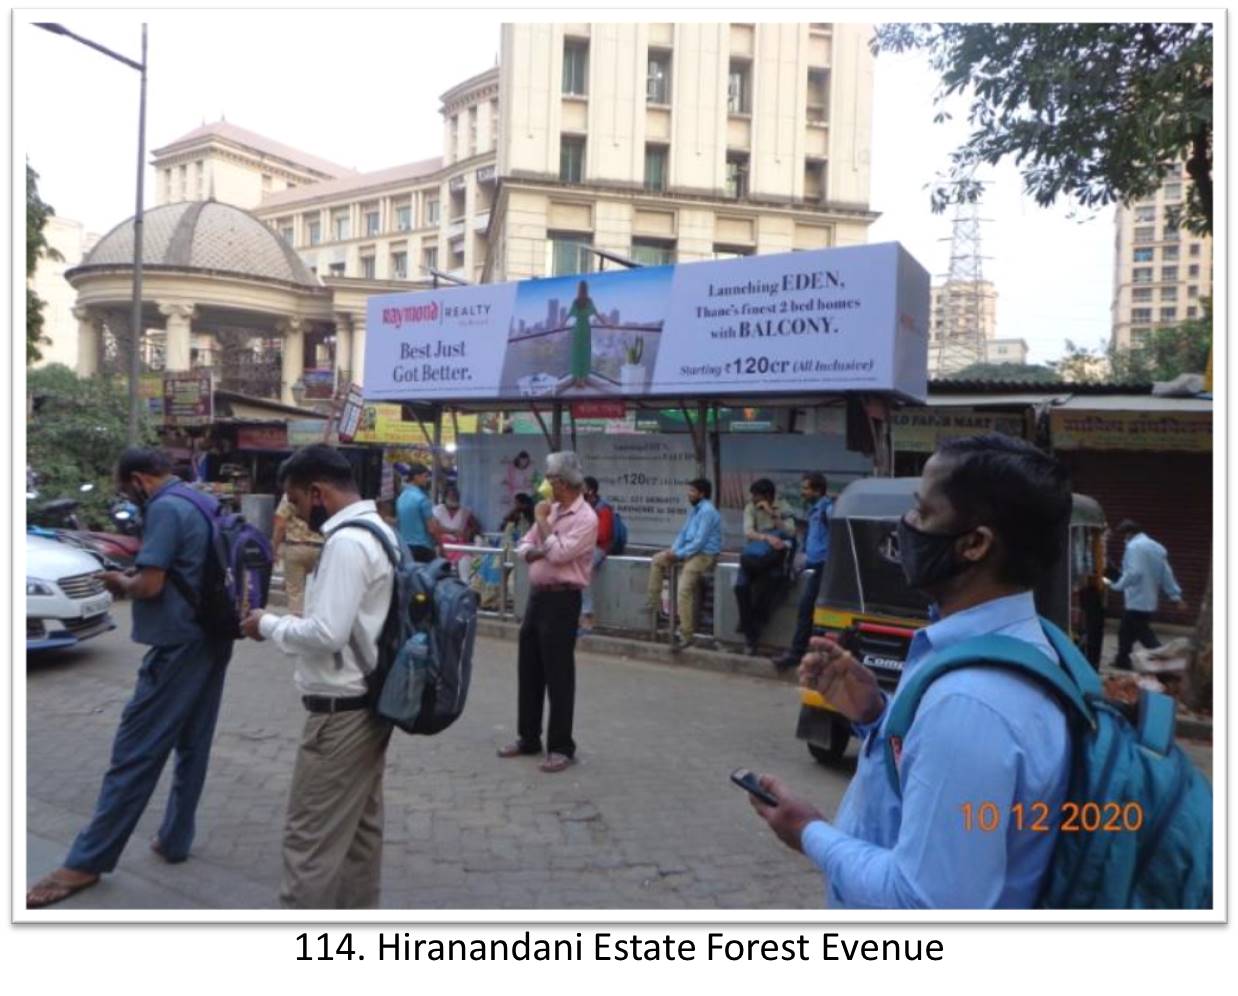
{"left": 26, "top": 869, "right": 100, "bottom": 909}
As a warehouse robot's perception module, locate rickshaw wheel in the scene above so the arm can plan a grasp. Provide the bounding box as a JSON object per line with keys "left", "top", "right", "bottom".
{"left": 807, "top": 716, "right": 852, "bottom": 765}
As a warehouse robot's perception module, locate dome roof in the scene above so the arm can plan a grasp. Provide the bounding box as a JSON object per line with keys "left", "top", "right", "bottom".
{"left": 77, "top": 200, "right": 318, "bottom": 288}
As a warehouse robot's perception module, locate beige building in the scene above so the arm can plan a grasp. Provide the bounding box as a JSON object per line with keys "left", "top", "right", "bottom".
{"left": 30, "top": 215, "right": 99, "bottom": 370}
{"left": 69, "top": 21, "right": 876, "bottom": 402}
{"left": 1111, "top": 165, "right": 1213, "bottom": 351}
{"left": 928, "top": 279, "right": 998, "bottom": 376}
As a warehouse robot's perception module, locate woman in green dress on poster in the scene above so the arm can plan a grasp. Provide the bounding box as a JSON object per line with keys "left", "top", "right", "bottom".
{"left": 558, "top": 280, "right": 612, "bottom": 393}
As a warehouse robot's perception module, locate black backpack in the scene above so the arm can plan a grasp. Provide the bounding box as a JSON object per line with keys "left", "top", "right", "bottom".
{"left": 330, "top": 520, "right": 477, "bottom": 735}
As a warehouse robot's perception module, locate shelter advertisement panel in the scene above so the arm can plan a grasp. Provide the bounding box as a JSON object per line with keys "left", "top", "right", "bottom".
{"left": 364, "top": 243, "right": 929, "bottom": 403}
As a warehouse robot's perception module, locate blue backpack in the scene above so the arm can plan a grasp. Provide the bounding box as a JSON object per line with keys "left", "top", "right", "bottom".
{"left": 157, "top": 483, "right": 273, "bottom": 639}
{"left": 882, "top": 617, "right": 1212, "bottom": 909}
{"left": 330, "top": 520, "right": 477, "bottom": 735}
{"left": 598, "top": 499, "right": 627, "bottom": 555}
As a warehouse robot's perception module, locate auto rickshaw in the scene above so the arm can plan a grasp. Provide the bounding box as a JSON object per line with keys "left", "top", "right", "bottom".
{"left": 796, "top": 477, "right": 1107, "bottom": 764}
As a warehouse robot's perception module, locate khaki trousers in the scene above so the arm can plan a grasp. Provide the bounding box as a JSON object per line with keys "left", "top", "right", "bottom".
{"left": 648, "top": 551, "right": 716, "bottom": 638}
{"left": 280, "top": 708, "right": 392, "bottom": 909}
{"left": 282, "top": 543, "right": 322, "bottom": 615}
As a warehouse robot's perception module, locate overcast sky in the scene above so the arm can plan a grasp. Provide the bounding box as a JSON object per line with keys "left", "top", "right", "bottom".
{"left": 17, "top": 10, "right": 1116, "bottom": 363}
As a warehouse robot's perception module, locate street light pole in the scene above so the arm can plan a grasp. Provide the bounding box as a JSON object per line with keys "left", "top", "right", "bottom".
{"left": 35, "top": 22, "right": 148, "bottom": 443}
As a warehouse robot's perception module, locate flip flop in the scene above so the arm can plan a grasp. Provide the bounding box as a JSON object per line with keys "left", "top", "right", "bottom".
{"left": 26, "top": 870, "right": 100, "bottom": 909}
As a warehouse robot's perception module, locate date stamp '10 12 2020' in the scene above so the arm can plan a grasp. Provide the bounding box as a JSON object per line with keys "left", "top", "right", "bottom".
{"left": 962, "top": 801, "right": 1145, "bottom": 833}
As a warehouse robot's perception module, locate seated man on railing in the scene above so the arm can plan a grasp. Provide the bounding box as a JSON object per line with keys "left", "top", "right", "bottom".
{"left": 646, "top": 478, "right": 723, "bottom": 651}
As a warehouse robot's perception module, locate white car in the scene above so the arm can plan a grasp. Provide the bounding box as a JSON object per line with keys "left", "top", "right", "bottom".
{"left": 26, "top": 534, "right": 116, "bottom": 652}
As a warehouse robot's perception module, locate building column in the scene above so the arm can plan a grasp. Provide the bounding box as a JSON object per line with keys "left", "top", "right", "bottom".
{"left": 333, "top": 311, "right": 354, "bottom": 387}
{"left": 158, "top": 302, "right": 197, "bottom": 371}
{"left": 279, "top": 317, "right": 305, "bottom": 406}
{"left": 350, "top": 319, "right": 366, "bottom": 388}
{"left": 72, "top": 305, "right": 101, "bottom": 377}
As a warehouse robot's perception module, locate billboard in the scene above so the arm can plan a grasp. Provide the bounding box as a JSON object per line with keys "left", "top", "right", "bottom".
{"left": 364, "top": 243, "right": 929, "bottom": 403}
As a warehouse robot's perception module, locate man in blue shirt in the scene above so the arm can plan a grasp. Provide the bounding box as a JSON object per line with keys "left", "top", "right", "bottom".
{"left": 747, "top": 434, "right": 1074, "bottom": 908}
{"left": 28, "top": 447, "right": 233, "bottom": 908}
{"left": 395, "top": 461, "right": 440, "bottom": 563}
{"left": 1106, "top": 519, "right": 1186, "bottom": 670}
{"left": 646, "top": 477, "right": 723, "bottom": 650}
{"left": 774, "top": 472, "right": 833, "bottom": 671}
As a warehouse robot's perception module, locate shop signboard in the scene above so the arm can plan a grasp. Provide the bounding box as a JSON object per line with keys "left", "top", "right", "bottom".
{"left": 236, "top": 425, "right": 289, "bottom": 450}
{"left": 364, "top": 243, "right": 929, "bottom": 404}
{"left": 163, "top": 371, "right": 213, "bottom": 426}
{"left": 287, "top": 419, "right": 331, "bottom": 447}
{"left": 1049, "top": 409, "right": 1212, "bottom": 452}
{"left": 302, "top": 368, "right": 336, "bottom": 400}
{"left": 892, "top": 407, "right": 1027, "bottom": 453}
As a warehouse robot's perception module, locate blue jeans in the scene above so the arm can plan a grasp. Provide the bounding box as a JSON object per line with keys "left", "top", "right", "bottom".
{"left": 66, "top": 639, "right": 232, "bottom": 873}
{"left": 789, "top": 562, "right": 826, "bottom": 658}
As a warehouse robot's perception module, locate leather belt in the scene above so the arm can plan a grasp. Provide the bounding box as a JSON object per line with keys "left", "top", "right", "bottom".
{"left": 302, "top": 694, "right": 369, "bottom": 714}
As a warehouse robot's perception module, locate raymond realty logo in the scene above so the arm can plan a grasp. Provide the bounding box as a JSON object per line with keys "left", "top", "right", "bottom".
{"left": 381, "top": 300, "right": 441, "bottom": 329}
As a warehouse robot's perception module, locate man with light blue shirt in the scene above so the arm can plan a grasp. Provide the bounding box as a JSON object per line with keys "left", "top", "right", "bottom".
{"left": 1106, "top": 519, "right": 1186, "bottom": 670}
{"left": 747, "top": 434, "right": 1074, "bottom": 908}
{"left": 395, "top": 461, "right": 440, "bottom": 563}
{"left": 774, "top": 472, "right": 833, "bottom": 671}
{"left": 647, "top": 477, "right": 723, "bottom": 650}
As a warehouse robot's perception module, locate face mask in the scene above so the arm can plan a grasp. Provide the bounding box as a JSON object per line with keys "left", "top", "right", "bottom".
{"left": 895, "top": 516, "right": 975, "bottom": 591}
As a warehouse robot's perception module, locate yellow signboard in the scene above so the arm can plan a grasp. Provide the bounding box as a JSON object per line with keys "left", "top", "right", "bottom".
{"left": 1050, "top": 409, "right": 1212, "bottom": 452}
{"left": 892, "top": 408, "right": 1025, "bottom": 453}
{"left": 352, "top": 404, "right": 477, "bottom": 445}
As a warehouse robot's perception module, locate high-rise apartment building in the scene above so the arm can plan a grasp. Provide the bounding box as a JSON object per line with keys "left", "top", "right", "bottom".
{"left": 1111, "top": 164, "right": 1213, "bottom": 351}
{"left": 928, "top": 279, "right": 998, "bottom": 376}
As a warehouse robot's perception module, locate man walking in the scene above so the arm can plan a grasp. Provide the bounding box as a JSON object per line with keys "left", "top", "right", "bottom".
{"left": 396, "top": 461, "right": 440, "bottom": 563}
{"left": 273, "top": 491, "right": 324, "bottom": 614}
{"left": 747, "top": 435, "right": 1074, "bottom": 908}
{"left": 241, "top": 445, "right": 398, "bottom": 908}
{"left": 499, "top": 452, "right": 598, "bottom": 773}
{"left": 774, "top": 473, "right": 833, "bottom": 671}
{"left": 646, "top": 478, "right": 723, "bottom": 650}
{"left": 1106, "top": 519, "right": 1186, "bottom": 670}
{"left": 28, "top": 447, "right": 234, "bottom": 907}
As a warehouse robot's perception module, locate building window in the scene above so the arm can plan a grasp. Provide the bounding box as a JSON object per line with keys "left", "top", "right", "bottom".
{"left": 425, "top": 198, "right": 440, "bottom": 225}
{"left": 1133, "top": 226, "right": 1154, "bottom": 244}
{"left": 1134, "top": 205, "right": 1156, "bottom": 223}
{"left": 560, "top": 135, "right": 586, "bottom": 183}
{"left": 804, "top": 160, "right": 826, "bottom": 202}
{"left": 1131, "top": 327, "right": 1150, "bottom": 345}
{"left": 423, "top": 245, "right": 438, "bottom": 273}
{"left": 491, "top": 98, "right": 500, "bottom": 149}
{"left": 1160, "top": 286, "right": 1177, "bottom": 300}
{"left": 450, "top": 115, "right": 459, "bottom": 162}
{"left": 807, "top": 69, "right": 830, "bottom": 123}
{"left": 1160, "top": 307, "right": 1177, "bottom": 322}
{"left": 197, "top": 161, "right": 206, "bottom": 197}
{"left": 644, "top": 144, "right": 668, "bottom": 191}
{"left": 1131, "top": 287, "right": 1153, "bottom": 302}
{"left": 1161, "top": 265, "right": 1178, "bottom": 282}
{"left": 307, "top": 219, "right": 322, "bottom": 246}
{"left": 329, "top": 262, "right": 346, "bottom": 277}
{"left": 179, "top": 164, "right": 187, "bottom": 198}
{"left": 1187, "top": 306, "right": 1198, "bottom": 318}
{"left": 163, "top": 168, "right": 172, "bottom": 199}
{"left": 1189, "top": 243, "right": 1201, "bottom": 257}
{"left": 1131, "top": 267, "right": 1152, "bottom": 284}
{"left": 563, "top": 41, "right": 589, "bottom": 96}
{"left": 647, "top": 51, "right": 671, "bottom": 104}
{"left": 713, "top": 244, "right": 753, "bottom": 260}
{"left": 391, "top": 251, "right": 407, "bottom": 279}
{"left": 1188, "top": 263, "right": 1200, "bottom": 278}
{"left": 728, "top": 61, "right": 751, "bottom": 113}
{"left": 1161, "top": 223, "right": 1178, "bottom": 241}
{"left": 549, "top": 233, "right": 593, "bottom": 276}
{"left": 469, "top": 107, "right": 478, "bottom": 155}
{"left": 360, "top": 255, "right": 376, "bottom": 279}
{"left": 631, "top": 239, "right": 675, "bottom": 266}
{"left": 1161, "top": 244, "right": 1179, "bottom": 261}
{"left": 725, "top": 153, "right": 749, "bottom": 198}
{"left": 1132, "top": 247, "right": 1153, "bottom": 262}
{"left": 1131, "top": 308, "right": 1153, "bottom": 323}
{"left": 278, "top": 223, "right": 294, "bottom": 244}
{"left": 1163, "top": 182, "right": 1182, "bottom": 201}
{"left": 1188, "top": 285, "right": 1199, "bottom": 298}
{"left": 364, "top": 207, "right": 380, "bottom": 236}
{"left": 395, "top": 203, "right": 412, "bottom": 231}
{"left": 333, "top": 212, "right": 349, "bottom": 241}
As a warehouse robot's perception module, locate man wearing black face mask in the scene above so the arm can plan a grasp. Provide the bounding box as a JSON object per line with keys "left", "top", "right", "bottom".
{"left": 745, "top": 434, "right": 1074, "bottom": 909}
{"left": 239, "top": 445, "right": 399, "bottom": 908}
{"left": 28, "top": 447, "right": 233, "bottom": 908}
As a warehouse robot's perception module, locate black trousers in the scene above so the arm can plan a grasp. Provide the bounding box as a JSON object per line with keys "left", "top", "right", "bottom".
{"left": 517, "top": 588, "right": 582, "bottom": 757}
{"left": 789, "top": 562, "right": 826, "bottom": 658}
{"left": 1115, "top": 609, "right": 1161, "bottom": 669}
{"left": 1079, "top": 585, "right": 1105, "bottom": 670}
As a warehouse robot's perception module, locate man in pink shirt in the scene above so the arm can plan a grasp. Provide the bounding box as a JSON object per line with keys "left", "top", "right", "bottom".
{"left": 498, "top": 451, "right": 598, "bottom": 773}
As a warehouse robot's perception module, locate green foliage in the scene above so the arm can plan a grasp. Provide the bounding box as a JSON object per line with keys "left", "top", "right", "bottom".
{"left": 872, "top": 23, "right": 1214, "bottom": 234}
{"left": 942, "top": 361, "right": 1061, "bottom": 383}
{"left": 26, "top": 163, "right": 63, "bottom": 365}
{"left": 1050, "top": 298, "right": 1212, "bottom": 384}
{"left": 26, "top": 365, "right": 155, "bottom": 528}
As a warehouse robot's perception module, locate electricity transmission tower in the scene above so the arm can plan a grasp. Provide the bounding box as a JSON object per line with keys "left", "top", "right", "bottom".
{"left": 934, "top": 193, "right": 995, "bottom": 376}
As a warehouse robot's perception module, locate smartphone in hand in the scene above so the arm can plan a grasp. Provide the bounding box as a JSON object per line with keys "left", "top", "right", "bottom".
{"left": 730, "top": 768, "right": 778, "bottom": 807}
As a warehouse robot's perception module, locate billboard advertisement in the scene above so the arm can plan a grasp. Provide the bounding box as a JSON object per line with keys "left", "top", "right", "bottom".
{"left": 364, "top": 242, "right": 929, "bottom": 403}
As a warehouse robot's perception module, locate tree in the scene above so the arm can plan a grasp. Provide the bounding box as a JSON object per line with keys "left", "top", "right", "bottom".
{"left": 27, "top": 365, "right": 155, "bottom": 527}
{"left": 943, "top": 361, "right": 1061, "bottom": 383}
{"left": 26, "top": 163, "right": 63, "bottom": 365}
{"left": 1050, "top": 300, "right": 1213, "bottom": 384}
{"left": 872, "top": 23, "right": 1213, "bottom": 235}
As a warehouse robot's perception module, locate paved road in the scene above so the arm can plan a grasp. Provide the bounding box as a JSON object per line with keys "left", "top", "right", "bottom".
{"left": 26, "top": 604, "right": 845, "bottom": 910}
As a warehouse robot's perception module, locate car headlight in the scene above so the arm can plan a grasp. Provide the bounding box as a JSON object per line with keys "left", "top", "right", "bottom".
{"left": 26, "top": 578, "right": 54, "bottom": 596}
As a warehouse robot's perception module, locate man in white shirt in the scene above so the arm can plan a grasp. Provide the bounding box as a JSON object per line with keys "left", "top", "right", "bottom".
{"left": 1106, "top": 519, "right": 1186, "bottom": 670}
{"left": 241, "top": 445, "right": 397, "bottom": 908}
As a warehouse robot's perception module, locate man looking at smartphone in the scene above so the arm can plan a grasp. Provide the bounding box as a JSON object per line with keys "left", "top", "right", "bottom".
{"left": 747, "top": 434, "right": 1073, "bottom": 908}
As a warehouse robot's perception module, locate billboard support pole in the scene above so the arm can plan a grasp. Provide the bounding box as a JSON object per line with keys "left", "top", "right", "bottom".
{"left": 551, "top": 403, "right": 563, "bottom": 451}
{"left": 528, "top": 402, "right": 555, "bottom": 451}
{"left": 681, "top": 402, "right": 707, "bottom": 479}
{"left": 431, "top": 407, "right": 443, "bottom": 500}
{"left": 709, "top": 401, "right": 722, "bottom": 499}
